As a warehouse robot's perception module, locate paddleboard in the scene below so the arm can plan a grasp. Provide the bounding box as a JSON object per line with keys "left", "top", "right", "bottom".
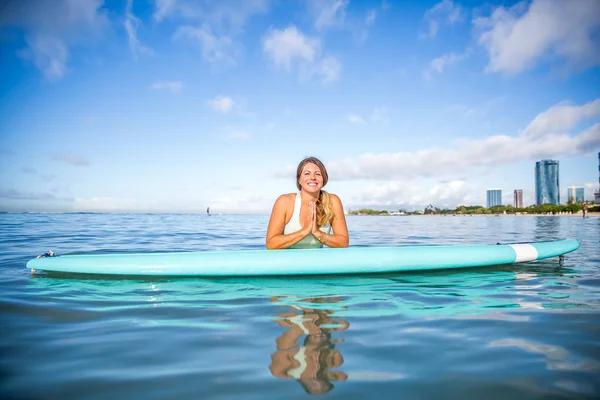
{"left": 26, "top": 239, "right": 580, "bottom": 276}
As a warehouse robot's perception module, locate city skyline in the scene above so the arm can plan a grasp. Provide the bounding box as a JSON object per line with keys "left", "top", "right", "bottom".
{"left": 483, "top": 158, "right": 594, "bottom": 208}
{"left": 1, "top": 0, "right": 599, "bottom": 214}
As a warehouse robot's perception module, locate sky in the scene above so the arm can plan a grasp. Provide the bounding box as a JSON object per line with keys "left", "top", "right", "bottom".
{"left": 0, "top": 0, "right": 599, "bottom": 214}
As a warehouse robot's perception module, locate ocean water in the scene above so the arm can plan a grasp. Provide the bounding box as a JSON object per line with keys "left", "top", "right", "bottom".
{"left": 1, "top": 213, "right": 599, "bottom": 399}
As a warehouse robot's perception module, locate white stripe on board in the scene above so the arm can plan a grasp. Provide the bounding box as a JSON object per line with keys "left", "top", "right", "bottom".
{"left": 509, "top": 244, "right": 539, "bottom": 262}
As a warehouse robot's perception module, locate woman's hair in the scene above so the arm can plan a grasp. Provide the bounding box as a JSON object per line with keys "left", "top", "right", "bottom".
{"left": 295, "top": 157, "right": 334, "bottom": 226}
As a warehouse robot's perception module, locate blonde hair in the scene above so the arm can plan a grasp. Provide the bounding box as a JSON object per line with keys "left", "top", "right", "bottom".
{"left": 296, "top": 157, "right": 335, "bottom": 226}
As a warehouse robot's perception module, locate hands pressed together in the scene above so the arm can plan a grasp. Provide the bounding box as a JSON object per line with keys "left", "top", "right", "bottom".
{"left": 302, "top": 201, "right": 327, "bottom": 243}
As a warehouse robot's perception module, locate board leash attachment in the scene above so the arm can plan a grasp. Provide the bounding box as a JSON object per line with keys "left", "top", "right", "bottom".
{"left": 32, "top": 250, "right": 56, "bottom": 275}
{"left": 36, "top": 250, "right": 55, "bottom": 258}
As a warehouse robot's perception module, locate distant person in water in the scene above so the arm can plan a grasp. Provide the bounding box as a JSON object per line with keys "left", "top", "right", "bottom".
{"left": 207, "top": 207, "right": 210, "bottom": 216}
{"left": 582, "top": 203, "right": 587, "bottom": 218}
{"left": 266, "top": 157, "right": 349, "bottom": 249}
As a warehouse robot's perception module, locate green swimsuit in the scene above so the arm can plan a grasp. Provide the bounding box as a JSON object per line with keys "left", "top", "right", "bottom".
{"left": 283, "top": 193, "right": 331, "bottom": 249}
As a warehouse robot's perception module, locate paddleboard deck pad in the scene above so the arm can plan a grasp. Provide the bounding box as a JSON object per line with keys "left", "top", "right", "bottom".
{"left": 26, "top": 239, "right": 580, "bottom": 276}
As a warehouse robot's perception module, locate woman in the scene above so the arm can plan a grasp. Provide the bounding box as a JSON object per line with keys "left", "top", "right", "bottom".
{"left": 266, "top": 157, "right": 349, "bottom": 249}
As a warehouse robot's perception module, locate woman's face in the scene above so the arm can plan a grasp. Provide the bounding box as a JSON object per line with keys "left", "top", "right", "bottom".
{"left": 298, "top": 162, "right": 324, "bottom": 194}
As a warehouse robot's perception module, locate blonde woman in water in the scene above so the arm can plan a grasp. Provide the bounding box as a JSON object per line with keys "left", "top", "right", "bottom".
{"left": 266, "top": 157, "right": 349, "bottom": 250}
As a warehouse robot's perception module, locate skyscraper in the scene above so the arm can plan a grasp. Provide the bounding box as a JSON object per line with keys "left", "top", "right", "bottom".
{"left": 535, "top": 160, "right": 560, "bottom": 205}
{"left": 567, "top": 187, "right": 584, "bottom": 203}
{"left": 486, "top": 189, "right": 502, "bottom": 208}
{"left": 514, "top": 189, "right": 523, "bottom": 208}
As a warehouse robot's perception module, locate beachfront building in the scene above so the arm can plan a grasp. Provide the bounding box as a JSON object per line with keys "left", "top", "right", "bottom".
{"left": 535, "top": 160, "right": 560, "bottom": 205}
{"left": 567, "top": 187, "right": 584, "bottom": 203}
{"left": 486, "top": 189, "right": 502, "bottom": 208}
{"left": 513, "top": 190, "right": 523, "bottom": 208}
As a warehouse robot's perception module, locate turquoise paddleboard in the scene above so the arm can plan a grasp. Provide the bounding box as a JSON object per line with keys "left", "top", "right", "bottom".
{"left": 26, "top": 239, "right": 580, "bottom": 276}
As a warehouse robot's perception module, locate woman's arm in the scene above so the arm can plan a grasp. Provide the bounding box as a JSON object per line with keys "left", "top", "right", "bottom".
{"left": 266, "top": 194, "right": 312, "bottom": 250}
{"left": 311, "top": 194, "right": 349, "bottom": 248}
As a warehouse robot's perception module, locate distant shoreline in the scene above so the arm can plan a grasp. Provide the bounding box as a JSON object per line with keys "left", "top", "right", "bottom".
{"left": 348, "top": 212, "right": 600, "bottom": 217}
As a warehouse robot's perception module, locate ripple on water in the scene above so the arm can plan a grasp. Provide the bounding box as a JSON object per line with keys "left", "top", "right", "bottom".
{"left": 0, "top": 214, "right": 599, "bottom": 399}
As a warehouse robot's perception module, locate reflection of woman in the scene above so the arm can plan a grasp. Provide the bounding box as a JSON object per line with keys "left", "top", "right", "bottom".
{"left": 269, "top": 296, "right": 349, "bottom": 394}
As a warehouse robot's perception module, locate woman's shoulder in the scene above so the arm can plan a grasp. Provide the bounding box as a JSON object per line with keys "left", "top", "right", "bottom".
{"left": 278, "top": 192, "right": 297, "bottom": 200}
{"left": 274, "top": 193, "right": 297, "bottom": 205}
{"left": 326, "top": 192, "right": 343, "bottom": 203}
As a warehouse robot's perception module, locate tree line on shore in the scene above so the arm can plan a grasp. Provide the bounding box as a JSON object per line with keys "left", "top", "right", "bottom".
{"left": 348, "top": 203, "right": 599, "bottom": 216}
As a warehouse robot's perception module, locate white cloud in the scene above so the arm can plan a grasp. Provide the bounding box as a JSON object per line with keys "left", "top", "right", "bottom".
{"left": 429, "top": 52, "right": 461, "bottom": 73}
{"left": 347, "top": 107, "right": 389, "bottom": 125}
{"left": 307, "top": 0, "right": 383, "bottom": 44}
{"left": 348, "top": 114, "right": 365, "bottom": 124}
{"left": 163, "top": 0, "right": 271, "bottom": 65}
{"left": 263, "top": 25, "right": 341, "bottom": 84}
{"left": 451, "top": 97, "right": 506, "bottom": 119}
{"left": 422, "top": 0, "right": 463, "bottom": 38}
{"left": 0, "top": 0, "right": 109, "bottom": 80}
{"left": 523, "top": 99, "right": 600, "bottom": 139}
{"left": 324, "top": 99, "right": 600, "bottom": 181}
{"left": 154, "top": 0, "right": 178, "bottom": 22}
{"left": 370, "top": 107, "right": 389, "bottom": 124}
{"left": 209, "top": 95, "right": 235, "bottom": 113}
{"left": 263, "top": 25, "right": 319, "bottom": 70}
{"left": 574, "top": 123, "right": 600, "bottom": 153}
{"left": 583, "top": 183, "right": 599, "bottom": 200}
{"left": 209, "top": 194, "right": 265, "bottom": 212}
{"left": 429, "top": 180, "right": 469, "bottom": 201}
{"left": 474, "top": 0, "right": 600, "bottom": 75}
{"left": 151, "top": 81, "right": 183, "bottom": 93}
{"left": 365, "top": 10, "right": 377, "bottom": 26}
{"left": 310, "top": 0, "right": 348, "bottom": 31}
{"left": 315, "top": 55, "right": 342, "bottom": 84}
{"left": 53, "top": 153, "right": 90, "bottom": 166}
{"left": 125, "top": 0, "right": 155, "bottom": 60}
{"left": 229, "top": 130, "right": 250, "bottom": 140}
{"left": 19, "top": 36, "right": 70, "bottom": 81}
{"left": 0, "top": 189, "right": 70, "bottom": 202}
{"left": 73, "top": 196, "right": 154, "bottom": 212}
{"left": 424, "top": 50, "right": 471, "bottom": 79}
{"left": 154, "top": 0, "right": 271, "bottom": 29}
{"left": 174, "top": 24, "right": 238, "bottom": 65}
{"left": 347, "top": 179, "right": 477, "bottom": 209}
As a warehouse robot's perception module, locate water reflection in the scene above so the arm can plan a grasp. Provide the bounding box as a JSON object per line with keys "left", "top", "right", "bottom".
{"left": 489, "top": 338, "right": 600, "bottom": 373}
{"left": 269, "top": 296, "right": 349, "bottom": 394}
{"left": 533, "top": 216, "right": 562, "bottom": 241}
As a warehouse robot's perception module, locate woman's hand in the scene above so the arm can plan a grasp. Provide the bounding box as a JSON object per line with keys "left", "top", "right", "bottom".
{"left": 301, "top": 201, "right": 316, "bottom": 236}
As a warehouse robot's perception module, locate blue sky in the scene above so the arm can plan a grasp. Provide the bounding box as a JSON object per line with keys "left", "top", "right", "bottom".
{"left": 0, "top": 0, "right": 599, "bottom": 213}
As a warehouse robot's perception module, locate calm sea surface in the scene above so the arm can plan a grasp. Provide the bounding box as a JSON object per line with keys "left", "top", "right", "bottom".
{"left": 1, "top": 213, "right": 599, "bottom": 399}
